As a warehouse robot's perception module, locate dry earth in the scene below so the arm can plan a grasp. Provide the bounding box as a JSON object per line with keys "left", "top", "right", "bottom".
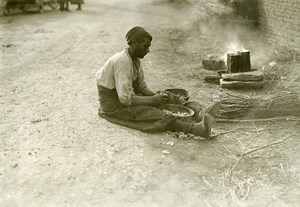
{"left": 1, "top": 0, "right": 300, "bottom": 207}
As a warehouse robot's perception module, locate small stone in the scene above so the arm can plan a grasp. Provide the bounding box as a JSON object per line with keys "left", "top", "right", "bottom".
{"left": 162, "top": 150, "right": 171, "bottom": 155}
{"left": 179, "top": 134, "right": 188, "bottom": 139}
{"left": 165, "top": 141, "right": 174, "bottom": 146}
{"left": 187, "top": 133, "right": 195, "bottom": 138}
{"left": 193, "top": 136, "right": 201, "bottom": 140}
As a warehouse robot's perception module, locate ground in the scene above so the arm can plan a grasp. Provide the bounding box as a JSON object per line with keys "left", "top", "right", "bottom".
{"left": 1, "top": 0, "right": 300, "bottom": 207}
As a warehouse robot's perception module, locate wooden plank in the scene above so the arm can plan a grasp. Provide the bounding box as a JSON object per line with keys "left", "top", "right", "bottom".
{"left": 204, "top": 75, "right": 221, "bottom": 84}
{"left": 222, "top": 71, "right": 263, "bottom": 81}
{"left": 220, "top": 78, "right": 265, "bottom": 89}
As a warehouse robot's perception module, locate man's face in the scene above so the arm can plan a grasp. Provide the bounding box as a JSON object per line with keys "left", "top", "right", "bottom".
{"left": 134, "top": 37, "right": 151, "bottom": 59}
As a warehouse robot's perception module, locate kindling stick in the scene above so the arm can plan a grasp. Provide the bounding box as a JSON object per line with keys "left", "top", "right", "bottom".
{"left": 243, "top": 132, "right": 297, "bottom": 156}
{"left": 215, "top": 117, "right": 300, "bottom": 122}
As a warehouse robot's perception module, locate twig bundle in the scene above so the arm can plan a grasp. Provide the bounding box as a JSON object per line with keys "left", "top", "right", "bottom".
{"left": 217, "top": 91, "right": 300, "bottom": 119}
{"left": 217, "top": 93, "right": 254, "bottom": 119}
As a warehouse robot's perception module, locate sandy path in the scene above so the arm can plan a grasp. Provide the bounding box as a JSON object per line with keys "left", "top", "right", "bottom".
{"left": 1, "top": 0, "right": 299, "bottom": 207}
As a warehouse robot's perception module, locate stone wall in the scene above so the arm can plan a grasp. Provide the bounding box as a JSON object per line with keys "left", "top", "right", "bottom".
{"left": 259, "top": 0, "right": 300, "bottom": 52}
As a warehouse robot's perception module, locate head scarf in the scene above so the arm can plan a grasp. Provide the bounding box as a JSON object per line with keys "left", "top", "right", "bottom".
{"left": 125, "top": 26, "right": 152, "bottom": 45}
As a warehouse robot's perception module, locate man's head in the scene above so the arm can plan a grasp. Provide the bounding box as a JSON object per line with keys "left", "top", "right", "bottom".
{"left": 126, "top": 26, "right": 152, "bottom": 59}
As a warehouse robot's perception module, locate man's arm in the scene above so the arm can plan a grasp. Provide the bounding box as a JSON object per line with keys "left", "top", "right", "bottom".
{"left": 132, "top": 85, "right": 169, "bottom": 106}
{"left": 139, "top": 86, "right": 157, "bottom": 96}
{"left": 114, "top": 64, "right": 168, "bottom": 106}
{"left": 131, "top": 93, "right": 169, "bottom": 106}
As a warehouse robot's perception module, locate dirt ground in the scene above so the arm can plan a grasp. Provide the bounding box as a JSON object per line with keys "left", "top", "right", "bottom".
{"left": 1, "top": 0, "right": 300, "bottom": 206}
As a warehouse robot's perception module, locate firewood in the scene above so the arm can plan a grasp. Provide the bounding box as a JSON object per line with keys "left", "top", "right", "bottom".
{"left": 220, "top": 78, "right": 265, "bottom": 89}
{"left": 204, "top": 75, "right": 221, "bottom": 84}
{"left": 221, "top": 71, "right": 263, "bottom": 81}
{"left": 217, "top": 92, "right": 300, "bottom": 119}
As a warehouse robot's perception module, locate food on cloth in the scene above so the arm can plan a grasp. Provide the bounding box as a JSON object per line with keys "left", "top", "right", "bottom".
{"left": 162, "top": 109, "right": 191, "bottom": 117}
{"left": 161, "top": 104, "right": 194, "bottom": 117}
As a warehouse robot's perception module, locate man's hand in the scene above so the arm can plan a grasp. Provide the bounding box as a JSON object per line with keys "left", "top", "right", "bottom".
{"left": 152, "top": 94, "right": 169, "bottom": 106}
{"left": 160, "top": 90, "right": 187, "bottom": 105}
{"left": 131, "top": 94, "right": 169, "bottom": 106}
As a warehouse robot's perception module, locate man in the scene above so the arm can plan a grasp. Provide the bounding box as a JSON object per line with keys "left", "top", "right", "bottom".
{"left": 59, "top": 0, "right": 82, "bottom": 11}
{"left": 95, "top": 26, "right": 220, "bottom": 138}
{"left": 59, "top": 0, "right": 69, "bottom": 11}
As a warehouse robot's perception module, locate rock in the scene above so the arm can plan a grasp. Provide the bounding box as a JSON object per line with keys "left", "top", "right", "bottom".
{"left": 162, "top": 150, "right": 171, "bottom": 155}
{"left": 202, "top": 59, "right": 226, "bottom": 71}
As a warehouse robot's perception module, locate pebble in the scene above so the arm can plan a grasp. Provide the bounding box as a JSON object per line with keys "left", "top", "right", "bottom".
{"left": 165, "top": 141, "right": 174, "bottom": 146}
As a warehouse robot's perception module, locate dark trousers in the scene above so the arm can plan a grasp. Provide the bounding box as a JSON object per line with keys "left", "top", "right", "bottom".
{"left": 97, "top": 85, "right": 203, "bottom": 133}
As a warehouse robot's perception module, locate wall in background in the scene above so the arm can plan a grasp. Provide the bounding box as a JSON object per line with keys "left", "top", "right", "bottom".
{"left": 259, "top": 0, "right": 300, "bottom": 52}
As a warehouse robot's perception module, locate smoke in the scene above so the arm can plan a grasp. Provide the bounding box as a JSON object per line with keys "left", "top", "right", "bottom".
{"left": 152, "top": 0, "right": 274, "bottom": 68}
